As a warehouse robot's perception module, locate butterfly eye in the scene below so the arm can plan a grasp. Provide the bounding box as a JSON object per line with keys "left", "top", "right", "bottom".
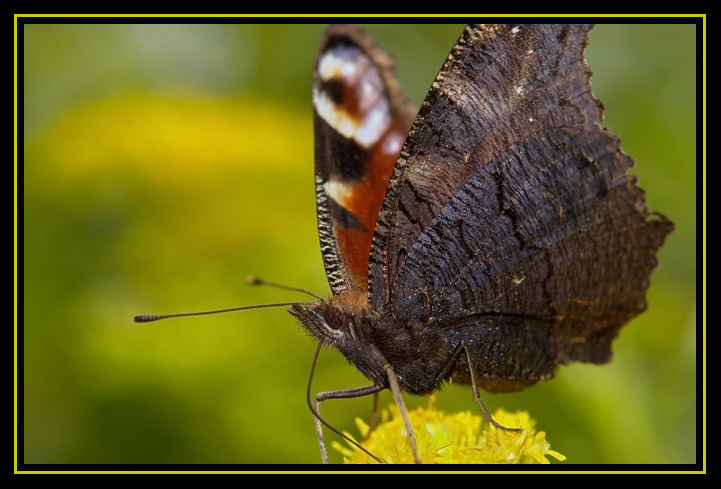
{"left": 322, "top": 305, "right": 345, "bottom": 330}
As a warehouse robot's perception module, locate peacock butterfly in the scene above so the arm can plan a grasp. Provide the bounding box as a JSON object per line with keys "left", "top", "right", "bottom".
{"left": 136, "top": 24, "right": 674, "bottom": 464}
{"left": 290, "top": 24, "right": 673, "bottom": 463}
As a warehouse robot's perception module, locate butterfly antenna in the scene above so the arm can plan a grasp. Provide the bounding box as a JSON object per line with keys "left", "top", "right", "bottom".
{"left": 247, "top": 275, "right": 324, "bottom": 301}
{"left": 134, "top": 301, "right": 311, "bottom": 323}
{"left": 135, "top": 276, "right": 323, "bottom": 323}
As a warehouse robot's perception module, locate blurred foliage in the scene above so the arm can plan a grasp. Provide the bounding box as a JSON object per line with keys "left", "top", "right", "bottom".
{"left": 22, "top": 23, "right": 697, "bottom": 466}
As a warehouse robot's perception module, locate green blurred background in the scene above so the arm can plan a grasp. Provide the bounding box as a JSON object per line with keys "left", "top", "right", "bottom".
{"left": 23, "top": 23, "right": 697, "bottom": 466}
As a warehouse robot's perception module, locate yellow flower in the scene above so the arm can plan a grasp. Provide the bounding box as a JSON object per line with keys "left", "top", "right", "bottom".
{"left": 333, "top": 396, "right": 566, "bottom": 464}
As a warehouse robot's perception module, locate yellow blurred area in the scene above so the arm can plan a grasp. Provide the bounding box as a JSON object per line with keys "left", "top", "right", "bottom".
{"left": 33, "top": 92, "right": 316, "bottom": 280}
{"left": 40, "top": 92, "right": 311, "bottom": 191}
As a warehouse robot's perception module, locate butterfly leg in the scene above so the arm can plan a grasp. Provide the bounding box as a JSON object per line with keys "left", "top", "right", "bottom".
{"left": 383, "top": 364, "right": 421, "bottom": 464}
{"left": 307, "top": 341, "right": 386, "bottom": 463}
{"left": 313, "top": 383, "right": 386, "bottom": 463}
{"left": 362, "top": 391, "right": 381, "bottom": 442}
{"left": 433, "top": 341, "right": 523, "bottom": 433}
{"left": 461, "top": 341, "right": 523, "bottom": 433}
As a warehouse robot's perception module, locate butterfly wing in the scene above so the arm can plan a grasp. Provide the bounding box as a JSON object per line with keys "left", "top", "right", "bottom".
{"left": 369, "top": 24, "right": 673, "bottom": 364}
{"left": 312, "top": 24, "right": 417, "bottom": 296}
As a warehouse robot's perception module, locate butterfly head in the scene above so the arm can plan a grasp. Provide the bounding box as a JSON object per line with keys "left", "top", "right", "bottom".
{"left": 288, "top": 290, "right": 369, "bottom": 346}
{"left": 288, "top": 290, "right": 395, "bottom": 388}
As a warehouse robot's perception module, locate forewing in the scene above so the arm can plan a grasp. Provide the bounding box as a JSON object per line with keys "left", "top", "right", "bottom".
{"left": 313, "top": 24, "right": 416, "bottom": 295}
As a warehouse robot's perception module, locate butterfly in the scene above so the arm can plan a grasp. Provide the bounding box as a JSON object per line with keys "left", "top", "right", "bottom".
{"left": 287, "top": 24, "right": 674, "bottom": 463}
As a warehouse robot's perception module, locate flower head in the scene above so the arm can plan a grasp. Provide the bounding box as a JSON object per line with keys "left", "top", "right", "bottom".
{"left": 333, "top": 396, "right": 566, "bottom": 464}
